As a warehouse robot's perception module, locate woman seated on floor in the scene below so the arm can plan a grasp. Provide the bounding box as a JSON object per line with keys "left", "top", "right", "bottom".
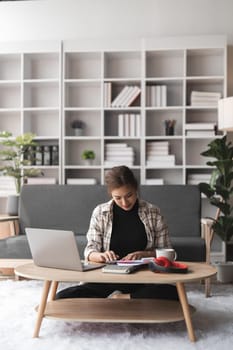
{"left": 56, "top": 165, "right": 178, "bottom": 300}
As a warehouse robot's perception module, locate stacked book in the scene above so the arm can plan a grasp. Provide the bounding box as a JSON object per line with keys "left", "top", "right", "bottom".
{"left": 185, "top": 123, "right": 216, "bottom": 137}
{"left": 26, "top": 177, "right": 57, "bottom": 184}
{"left": 146, "top": 85, "right": 167, "bottom": 107}
{"left": 0, "top": 176, "right": 16, "bottom": 196}
{"left": 146, "top": 141, "right": 175, "bottom": 167}
{"left": 104, "top": 143, "right": 134, "bottom": 167}
{"left": 145, "top": 178, "right": 164, "bottom": 185}
{"left": 190, "top": 91, "right": 221, "bottom": 107}
{"left": 66, "top": 178, "right": 97, "bottom": 185}
{"left": 118, "top": 113, "right": 140, "bottom": 137}
{"left": 111, "top": 85, "right": 141, "bottom": 108}
{"left": 188, "top": 173, "right": 211, "bottom": 185}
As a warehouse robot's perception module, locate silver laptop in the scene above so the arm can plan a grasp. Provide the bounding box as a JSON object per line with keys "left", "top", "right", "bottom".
{"left": 25, "top": 227, "right": 104, "bottom": 271}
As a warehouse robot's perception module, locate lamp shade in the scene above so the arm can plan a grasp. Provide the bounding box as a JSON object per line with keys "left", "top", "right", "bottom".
{"left": 218, "top": 97, "right": 233, "bottom": 131}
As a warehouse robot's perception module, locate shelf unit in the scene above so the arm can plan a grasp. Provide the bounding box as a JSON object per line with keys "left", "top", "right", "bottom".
{"left": 0, "top": 36, "right": 227, "bottom": 192}
{"left": 0, "top": 41, "right": 62, "bottom": 211}
{"left": 62, "top": 36, "right": 226, "bottom": 186}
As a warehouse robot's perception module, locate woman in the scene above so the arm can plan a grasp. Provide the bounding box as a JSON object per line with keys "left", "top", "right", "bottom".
{"left": 56, "top": 165, "right": 178, "bottom": 300}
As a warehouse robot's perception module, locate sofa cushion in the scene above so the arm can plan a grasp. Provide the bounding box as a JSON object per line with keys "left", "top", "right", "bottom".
{"left": 140, "top": 185, "right": 201, "bottom": 238}
{"left": 19, "top": 185, "right": 109, "bottom": 235}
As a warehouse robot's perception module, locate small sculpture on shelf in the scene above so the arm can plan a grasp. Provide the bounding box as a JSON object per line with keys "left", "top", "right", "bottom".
{"left": 164, "top": 119, "right": 176, "bottom": 136}
{"left": 70, "top": 120, "right": 85, "bottom": 136}
{"left": 81, "top": 150, "right": 95, "bottom": 165}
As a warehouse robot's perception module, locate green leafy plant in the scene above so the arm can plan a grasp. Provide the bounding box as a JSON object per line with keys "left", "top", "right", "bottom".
{"left": 0, "top": 131, "right": 43, "bottom": 194}
{"left": 81, "top": 150, "right": 95, "bottom": 160}
{"left": 199, "top": 135, "right": 233, "bottom": 245}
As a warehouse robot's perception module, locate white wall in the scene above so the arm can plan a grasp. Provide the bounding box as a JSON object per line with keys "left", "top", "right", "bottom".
{"left": 0, "top": 0, "right": 233, "bottom": 43}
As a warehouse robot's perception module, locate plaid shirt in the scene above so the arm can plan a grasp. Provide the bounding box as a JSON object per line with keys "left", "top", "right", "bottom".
{"left": 84, "top": 199, "right": 172, "bottom": 260}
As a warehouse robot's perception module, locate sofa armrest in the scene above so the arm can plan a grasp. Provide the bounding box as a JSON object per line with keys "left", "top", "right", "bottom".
{"left": 0, "top": 215, "right": 19, "bottom": 236}
{"left": 201, "top": 218, "right": 214, "bottom": 264}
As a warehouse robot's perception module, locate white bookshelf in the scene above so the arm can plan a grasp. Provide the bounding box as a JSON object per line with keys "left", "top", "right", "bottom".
{"left": 0, "top": 36, "right": 227, "bottom": 191}
{"left": 0, "top": 41, "right": 62, "bottom": 211}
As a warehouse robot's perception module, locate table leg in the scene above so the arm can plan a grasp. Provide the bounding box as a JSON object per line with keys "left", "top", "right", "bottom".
{"left": 176, "top": 282, "right": 196, "bottom": 342}
{"left": 49, "top": 281, "right": 59, "bottom": 301}
{"left": 33, "top": 280, "right": 52, "bottom": 338}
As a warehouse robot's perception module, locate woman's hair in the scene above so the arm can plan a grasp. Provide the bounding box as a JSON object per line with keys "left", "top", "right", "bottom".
{"left": 105, "top": 165, "right": 138, "bottom": 192}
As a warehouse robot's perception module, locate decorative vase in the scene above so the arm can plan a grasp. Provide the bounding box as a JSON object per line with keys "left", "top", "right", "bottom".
{"left": 7, "top": 194, "right": 19, "bottom": 216}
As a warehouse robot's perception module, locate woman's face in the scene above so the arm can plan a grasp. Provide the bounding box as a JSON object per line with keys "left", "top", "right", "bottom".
{"left": 111, "top": 185, "right": 137, "bottom": 211}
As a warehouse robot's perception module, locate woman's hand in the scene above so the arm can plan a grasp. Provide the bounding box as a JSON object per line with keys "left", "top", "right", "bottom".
{"left": 121, "top": 250, "right": 156, "bottom": 260}
{"left": 88, "top": 250, "right": 119, "bottom": 263}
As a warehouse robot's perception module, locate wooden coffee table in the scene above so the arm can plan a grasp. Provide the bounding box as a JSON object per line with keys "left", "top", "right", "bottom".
{"left": 15, "top": 262, "right": 216, "bottom": 342}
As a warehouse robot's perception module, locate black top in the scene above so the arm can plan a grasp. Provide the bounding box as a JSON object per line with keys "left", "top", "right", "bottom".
{"left": 110, "top": 200, "right": 147, "bottom": 258}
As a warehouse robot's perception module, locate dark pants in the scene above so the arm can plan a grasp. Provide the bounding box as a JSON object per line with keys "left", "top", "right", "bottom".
{"left": 56, "top": 283, "right": 179, "bottom": 300}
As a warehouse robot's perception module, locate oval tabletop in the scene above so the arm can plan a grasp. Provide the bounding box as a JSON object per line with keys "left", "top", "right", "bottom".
{"left": 15, "top": 262, "right": 216, "bottom": 284}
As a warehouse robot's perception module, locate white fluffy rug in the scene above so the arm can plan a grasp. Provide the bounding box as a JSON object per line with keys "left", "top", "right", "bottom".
{"left": 0, "top": 279, "right": 233, "bottom": 350}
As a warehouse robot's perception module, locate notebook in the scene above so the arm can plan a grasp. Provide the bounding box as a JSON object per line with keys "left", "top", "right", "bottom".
{"left": 25, "top": 227, "right": 104, "bottom": 272}
{"left": 102, "top": 260, "right": 149, "bottom": 274}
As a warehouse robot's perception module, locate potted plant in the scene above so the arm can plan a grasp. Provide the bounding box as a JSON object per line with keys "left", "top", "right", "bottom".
{"left": 70, "top": 120, "right": 85, "bottom": 136}
{"left": 0, "top": 131, "right": 43, "bottom": 215}
{"left": 81, "top": 149, "right": 95, "bottom": 165}
{"left": 199, "top": 135, "right": 233, "bottom": 282}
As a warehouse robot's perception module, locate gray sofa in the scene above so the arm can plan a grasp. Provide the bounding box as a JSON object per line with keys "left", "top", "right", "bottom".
{"left": 0, "top": 184, "right": 206, "bottom": 262}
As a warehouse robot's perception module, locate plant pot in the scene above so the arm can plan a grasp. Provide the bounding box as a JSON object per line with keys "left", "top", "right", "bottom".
{"left": 83, "top": 159, "right": 94, "bottom": 165}
{"left": 73, "top": 128, "right": 83, "bottom": 136}
{"left": 215, "top": 261, "right": 233, "bottom": 283}
{"left": 7, "top": 194, "right": 19, "bottom": 216}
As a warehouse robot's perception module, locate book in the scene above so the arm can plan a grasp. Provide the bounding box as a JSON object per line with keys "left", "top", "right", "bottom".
{"left": 161, "top": 85, "right": 167, "bottom": 107}
{"left": 136, "top": 113, "right": 141, "bottom": 137}
{"left": 102, "top": 259, "right": 149, "bottom": 274}
{"left": 105, "top": 143, "right": 128, "bottom": 148}
{"left": 145, "top": 178, "right": 164, "bottom": 185}
{"left": 186, "top": 130, "right": 215, "bottom": 136}
{"left": 190, "top": 91, "right": 221, "bottom": 107}
{"left": 147, "top": 150, "right": 169, "bottom": 156}
{"left": 146, "top": 161, "right": 175, "bottom": 167}
{"left": 105, "top": 150, "right": 134, "bottom": 155}
{"left": 191, "top": 91, "right": 222, "bottom": 98}
{"left": 26, "top": 177, "right": 57, "bottom": 184}
{"left": 66, "top": 178, "right": 97, "bottom": 185}
{"left": 122, "top": 86, "right": 141, "bottom": 107}
{"left": 117, "top": 86, "right": 134, "bottom": 107}
{"left": 118, "top": 114, "right": 124, "bottom": 137}
{"left": 104, "top": 82, "right": 112, "bottom": 107}
{"left": 129, "top": 113, "right": 135, "bottom": 136}
{"left": 185, "top": 123, "right": 216, "bottom": 130}
{"left": 146, "top": 155, "right": 175, "bottom": 162}
{"left": 104, "top": 160, "right": 134, "bottom": 167}
{"left": 111, "top": 86, "right": 129, "bottom": 107}
{"left": 150, "top": 85, "right": 161, "bottom": 107}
